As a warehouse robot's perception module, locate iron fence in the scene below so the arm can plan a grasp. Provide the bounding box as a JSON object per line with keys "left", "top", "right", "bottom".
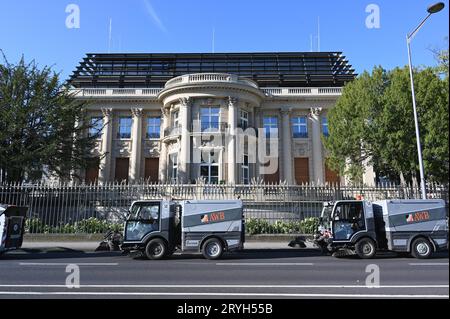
{"left": 0, "top": 182, "right": 448, "bottom": 235}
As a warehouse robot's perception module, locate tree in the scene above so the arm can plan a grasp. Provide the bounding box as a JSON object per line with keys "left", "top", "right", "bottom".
{"left": 324, "top": 65, "right": 449, "bottom": 185}
{"left": 0, "top": 53, "right": 101, "bottom": 183}
{"left": 323, "top": 66, "right": 387, "bottom": 183}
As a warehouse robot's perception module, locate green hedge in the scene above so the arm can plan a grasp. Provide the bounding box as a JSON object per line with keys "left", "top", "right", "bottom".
{"left": 245, "top": 217, "right": 320, "bottom": 235}
{"left": 25, "top": 217, "right": 123, "bottom": 234}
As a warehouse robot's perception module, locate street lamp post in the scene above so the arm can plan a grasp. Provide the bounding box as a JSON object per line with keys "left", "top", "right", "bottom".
{"left": 406, "top": 2, "right": 445, "bottom": 200}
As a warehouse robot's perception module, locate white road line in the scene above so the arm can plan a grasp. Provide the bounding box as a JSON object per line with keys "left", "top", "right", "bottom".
{"left": 215, "top": 263, "right": 314, "bottom": 266}
{"left": 409, "top": 263, "right": 449, "bottom": 266}
{"left": 0, "top": 291, "right": 447, "bottom": 298}
{"left": 19, "top": 263, "right": 118, "bottom": 266}
{"left": 0, "top": 284, "right": 447, "bottom": 288}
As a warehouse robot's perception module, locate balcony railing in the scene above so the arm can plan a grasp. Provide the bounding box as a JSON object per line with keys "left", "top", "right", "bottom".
{"left": 191, "top": 122, "right": 229, "bottom": 133}
{"left": 164, "top": 73, "right": 259, "bottom": 90}
{"left": 71, "top": 86, "right": 342, "bottom": 99}
{"left": 72, "top": 88, "right": 163, "bottom": 98}
{"left": 163, "top": 125, "right": 181, "bottom": 138}
{"left": 261, "top": 87, "right": 342, "bottom": 97}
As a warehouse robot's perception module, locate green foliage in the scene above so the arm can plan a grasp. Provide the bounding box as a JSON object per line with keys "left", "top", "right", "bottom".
{"left": 25, "top": 217, "right": 123, "bottom": 234}
{"left": 25, "top": 218, "right": 51, "bottom": 234}
{"left": 0, "top": 53, "right": 100, "bottom": 183}
{"left": 324, "top": 64, "right": 449, "bottom": 184}
{"left": 245, "top": 218, "right": 320, "bottom": 235}
{"left": 299, "top": 217, "right": 321, "bottom": 234}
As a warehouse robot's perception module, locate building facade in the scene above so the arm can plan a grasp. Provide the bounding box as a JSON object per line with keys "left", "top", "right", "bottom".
{"left": 69, "top": 52, "right": 372, "bottom": 185}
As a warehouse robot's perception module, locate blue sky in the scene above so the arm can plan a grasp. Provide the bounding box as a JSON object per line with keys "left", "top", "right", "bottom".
{"left": 0, "top": 0, "right": 448, "bottom": 80}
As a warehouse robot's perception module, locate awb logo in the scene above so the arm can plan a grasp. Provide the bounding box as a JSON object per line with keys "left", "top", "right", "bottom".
{"left": 201, "top": 212, "right": 225, "bottom": 224}
{"left": 407, "top": 211, "right": 430, "bottom": 223}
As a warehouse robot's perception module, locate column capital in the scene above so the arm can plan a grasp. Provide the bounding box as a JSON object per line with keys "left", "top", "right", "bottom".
{"left": 179, "top": 97, "right": 193, "bottom": 107}
{"left": 309, "top": 107, "right": 323, "bottom": 118}
{"left": 280, "top": 106, "right": 293, "bottom": 116}
{"left": 228, "top": 96, "right": 238, "bottom": 107}
{"left": 101, "top": 108, "right": 113, "bottom": 118}
{"left": 160, "top": 107, "right": 170, "bottom": 117}
{"left": 131, "top": 108, "right": 144, "bottom": 118}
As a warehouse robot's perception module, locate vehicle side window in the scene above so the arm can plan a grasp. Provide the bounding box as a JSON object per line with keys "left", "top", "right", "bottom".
{"left": 130, "top": 203, "right": 160, "bottom": 221}
{"left": 336, "top": 202, "right": 364, "bottom": 221}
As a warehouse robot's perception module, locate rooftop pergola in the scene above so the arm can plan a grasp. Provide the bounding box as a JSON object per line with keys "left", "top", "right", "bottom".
{"left": 69, "top": 52, "right": 356, "bottom": 88}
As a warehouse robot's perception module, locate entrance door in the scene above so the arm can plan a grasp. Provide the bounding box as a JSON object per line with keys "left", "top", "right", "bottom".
{"left": 85, "top": 158, "right": 99, "bottom": 184}
{"left": 325, "top": 160, "right": 340, "bottom": 184}
{"left": 294, "top": 158, "right": 309, "bottom": 184}
{"left": 115, "top": 158, "right": 129, "bottom": 183}
{"left": 332, "top": 201, "right": 366, "bottom": 241}
{"left": 145, "top": 158, "right": 159, "bottom": 183}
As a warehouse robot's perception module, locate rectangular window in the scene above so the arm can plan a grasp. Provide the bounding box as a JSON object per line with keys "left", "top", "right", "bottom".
{"left": 200, "top": 150, "right": 220, "bottom": 184}
{"left": 201, "top": 107, "right": 220, "bottom": 131}
{"left": 118, "top": 117, "right": 132, "bottom": 139}
{"left": 168, "top": 153, "right": 178, "bottom": 183}
{"left": 239, "top": 110, "right": 249, "bottom": 130}
{"left": 146, "top": 117, "right": 161, "bottom": 139}
{"left": 241, "top": 154, "right": 250, "bottom": 184}
{"left": 89, "top": 117, "right": 103, "bottom": 137}
{"left": 263, "top": 116, "right": 278, "bottom": 138}
{"left": 322, "top": 117, "right": 329, "bottom": 137}
{"left": 292, "top": 116, "right": 308, "bottom": 138}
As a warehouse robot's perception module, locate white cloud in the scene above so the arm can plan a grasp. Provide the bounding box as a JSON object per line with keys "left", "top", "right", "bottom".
{"left": 143, "top": 0, "right": 167, "bottom": 33}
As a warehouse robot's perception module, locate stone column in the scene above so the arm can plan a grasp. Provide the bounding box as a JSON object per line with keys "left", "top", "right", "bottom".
{"left": 253, "top": 109, "right": 263, "bottom": 180}
{"left": 130, "top": 108, "right": 143, "bottom": 184}
{"left": 159, "top": 107, "right": 170, "bottom": 182}
{"left": 179, "top": 98, "right": 192, "bottom": 183}
{"left": 98, "top": 108, "right": 113, "bottom": 184}
{"left": 363, "top": 156, "right": 376, "bottom": 186}
{"left": 310, "top": 107, "right": 324, "bottom": 185}
{"left": 281, "top": 107, "right": 293, "bottom": 184}
{"left": 227, "top": 97, "right": 238, "bottom": 184}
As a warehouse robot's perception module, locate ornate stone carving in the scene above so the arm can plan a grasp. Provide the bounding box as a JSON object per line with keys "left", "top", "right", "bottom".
{"left": 228, "top": 96, "right": 238, "bottom": 107}
{"left": 309, "top": 107, "right": 323, "bottom": 118}
{"left": 101, "top": 108, "right": 113, "bottom": 118}
{"left": 294, "top": 142, "right": 310, "bottom": 157}
{"left": 160, "top": 107, "right": 170, "bottom": 117}
{"left": 179, "top": 97, "right": 193, "bottom": 107}
{"left": 280, "top": 106, "right": 292, "bottom": 115}
{"left": 131, "top": 108, "right": 144, "bottom": 118}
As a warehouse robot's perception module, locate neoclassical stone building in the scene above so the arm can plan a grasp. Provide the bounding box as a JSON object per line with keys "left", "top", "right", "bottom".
{"left": 69, "top": 52, "right": 372, "bottom": 185}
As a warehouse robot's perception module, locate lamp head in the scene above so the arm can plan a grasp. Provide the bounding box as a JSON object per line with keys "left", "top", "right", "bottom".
{"left": 427, "top": 2, "right": 445, "bottom": 14}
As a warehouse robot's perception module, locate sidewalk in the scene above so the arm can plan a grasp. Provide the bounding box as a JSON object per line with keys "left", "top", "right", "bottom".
{"left": 21, "top": 240, "right": 316, "bottom": 252}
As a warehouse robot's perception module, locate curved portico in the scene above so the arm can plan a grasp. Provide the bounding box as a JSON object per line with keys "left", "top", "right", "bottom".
{"left": 157, "top": 73, "right": 264, "bottom": 184}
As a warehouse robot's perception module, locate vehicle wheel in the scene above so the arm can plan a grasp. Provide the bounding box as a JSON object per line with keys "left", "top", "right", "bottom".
{"left": 411, "top": 238, "right": 433, "bottom": 259}
{"left": 355, "top": 238, "right": 376, "bottom": 259}
{"left": 202, "top": 238, "right": 224, "bottom": 260}
{"left": 145, "top": 238, "right": 167, "bottom": 260}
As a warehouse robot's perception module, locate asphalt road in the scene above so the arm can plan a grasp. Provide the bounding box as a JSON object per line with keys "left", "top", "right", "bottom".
{"left": 0, "top": 246, "right": 448, "bottom": 299}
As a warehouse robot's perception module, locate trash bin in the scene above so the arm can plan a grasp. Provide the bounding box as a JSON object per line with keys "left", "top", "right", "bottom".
{"left": 0, "top": 204, "right": 28, "bottom": 255}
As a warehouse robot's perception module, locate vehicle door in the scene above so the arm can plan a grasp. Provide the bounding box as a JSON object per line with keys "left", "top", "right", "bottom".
{"left": 124, "top": 202, "right": 161, "bottom": 241}
{"left": 332, "top": 201, "right": 366, "bottom": 241}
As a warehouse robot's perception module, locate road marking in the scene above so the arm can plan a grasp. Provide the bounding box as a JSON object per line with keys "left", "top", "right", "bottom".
{"left": 19, "top": 263, "right": 118, "bottom": 266}
{"left": 0, "top": 291, "right": 447, "bottom": 298}
{"left": 409, "top": 263, "right": 449, "bottom": 266}
{"left": 215, "top": 263, "right": 314, "bottom": 266}
{"left": 0, "top": 284, "right": 447, "bottom": 288}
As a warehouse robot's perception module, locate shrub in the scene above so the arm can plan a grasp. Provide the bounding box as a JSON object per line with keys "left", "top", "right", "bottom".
{"left": 25, "top": 218, "right": 51, "bottom": 234}
{"left": 25, "top": 217, "right": 123, "bottom": 234}
{"left": 245, "top": 218, "right": 304, "bottom": 235}
{"left": 300, "top": 217, "right": 320, "bottom": 234}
